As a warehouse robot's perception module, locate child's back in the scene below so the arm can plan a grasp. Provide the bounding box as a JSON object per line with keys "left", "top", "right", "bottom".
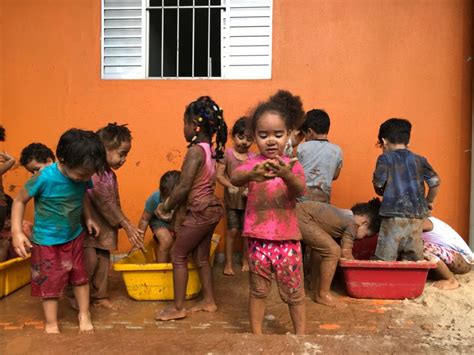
{"left": 298, "top": 109, "right": 342, "bottom": 203}
{"left": 372, "top": 118, "right": 440, "bottom": 261}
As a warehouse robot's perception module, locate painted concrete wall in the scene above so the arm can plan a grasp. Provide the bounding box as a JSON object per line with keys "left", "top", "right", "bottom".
{"left": 0, "top": 0, "right": 472, "bottom": 251}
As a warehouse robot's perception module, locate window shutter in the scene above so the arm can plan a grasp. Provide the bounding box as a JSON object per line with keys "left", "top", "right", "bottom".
{"left": 221, "top": 0, "right": 272, "bottom": 79}
{"left": 102, "top": 0, "right": 146, "bottom": 79}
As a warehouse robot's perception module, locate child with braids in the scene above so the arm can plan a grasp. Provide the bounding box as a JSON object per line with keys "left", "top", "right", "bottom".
{"left": 216, "top": 117, "right": 254, "bottom": 275}
{"left": 80, "top": 123, "right": 143, "bottom": 310}
{"left": 155, "top": 96, "right": 227, "bottom": 321}
{"left": 231, "top": 90, "right": 306, "bottom": 335}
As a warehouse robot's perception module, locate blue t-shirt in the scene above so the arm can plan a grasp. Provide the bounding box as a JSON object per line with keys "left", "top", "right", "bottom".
{"left": 25, "top": 163, "right": 91, "bottom": 246}
{"left": 372, "top": 149, "right": 440, "bottom": 218}
{"left": 144, "top": 190, "right": 170, "bottom": 229}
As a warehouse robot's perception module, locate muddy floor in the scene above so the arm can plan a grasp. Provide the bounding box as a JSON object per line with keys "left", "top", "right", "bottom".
{"left": 0, "top": 262, "right": 473, "bottom": 354}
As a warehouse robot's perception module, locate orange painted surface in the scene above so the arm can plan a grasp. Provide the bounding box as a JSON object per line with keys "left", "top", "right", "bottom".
{"left": 0, "top": 0, "right": 472, "bottom": 252}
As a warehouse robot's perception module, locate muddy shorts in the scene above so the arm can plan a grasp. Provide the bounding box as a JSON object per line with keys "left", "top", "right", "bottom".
{"left": 375, "top": 217, "right": 423, "bottom": 261}
{"left": 247, "top": 238, "right": 304, "bottom": 305}
{"left": 423, "top": 242, "right": 455, "bottom": 264}
{"left": 226, "top": 208, "right": 245, "bottom": 231}
{"left": 31, "top": 232, "right": 88, "bottom": 298}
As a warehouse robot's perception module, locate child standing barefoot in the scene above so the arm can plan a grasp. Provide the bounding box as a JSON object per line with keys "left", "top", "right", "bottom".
{"left": 138, "top": 170, "right": 181, "bottom": 263}
{"left": 11, "top": 129, "right": 106, "bottom": 334}
{"left": 231, "top": 90, "right": 306, "bottom": 335}
{"left": 155, "top": 96, "right": 227, "bottom": 321}
{"left": 82, "top": 123, "right": 143, "bottom": 310}
{"left": 216, "top": 117, "right": 254, "bottom": 275}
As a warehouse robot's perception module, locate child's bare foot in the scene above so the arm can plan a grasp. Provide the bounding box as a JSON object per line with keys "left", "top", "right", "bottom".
{"left": 433, "top": 278, "right": 460, "bottom": 290}
{"left": 44, "top": 323, "right": 61, "bottom": 334}
{"left": 188, "top": 301, "right": 217, "bottom": 313}
{"left": 314, "top": 292, "right": 345, "bottom": 308}
{"left": 78, "top": 312, "right": 94, "bottom": 334}
{"left": 241, "top": 261, "right": 249, "bottom": 272}
{"left": 93, "top": 298, "right": 120, "bottom": 310}
{"left": 155, "top": 307, "right": 186, "bottom": 321}
{"left": 223, "top": 264, "right": 235, "bottom": 276}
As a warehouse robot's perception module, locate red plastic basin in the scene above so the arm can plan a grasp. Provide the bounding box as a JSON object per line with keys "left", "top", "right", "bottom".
{"left": 339, "top": 259, "right": 437, "bottom": 299}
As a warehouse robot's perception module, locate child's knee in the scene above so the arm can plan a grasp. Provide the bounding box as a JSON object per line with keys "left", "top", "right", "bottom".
{"left": 249, "top": 273, "right": 271, "bottom": 299}
{"left": 279, "top": 286, "right": 305, "bottom": 306}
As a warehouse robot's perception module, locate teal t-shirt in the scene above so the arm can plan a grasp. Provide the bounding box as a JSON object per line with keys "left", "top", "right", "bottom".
{"left": 25, "top": 162, "right": 91, "bottom": 246}
{"left": 144, "top": 190, "right": 170, "bottom": 230}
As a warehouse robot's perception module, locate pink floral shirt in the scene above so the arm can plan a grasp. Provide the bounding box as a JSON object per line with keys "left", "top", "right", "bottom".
{"left": 234, "top": 155, "right": 305, "bottom": 241}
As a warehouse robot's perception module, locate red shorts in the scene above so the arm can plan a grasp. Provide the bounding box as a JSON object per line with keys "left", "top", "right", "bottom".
{"left": 31, "top": 232, "right": 88, "bottom": 298}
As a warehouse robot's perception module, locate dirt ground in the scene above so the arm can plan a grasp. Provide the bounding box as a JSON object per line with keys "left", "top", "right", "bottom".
{"left": 0, "top": 261, "right": 473, "bottom": 354}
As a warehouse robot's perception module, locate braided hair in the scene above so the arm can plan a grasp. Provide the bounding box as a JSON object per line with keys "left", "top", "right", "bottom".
{"left": 96, "top": 122, "right": 132, "bottom": 149}
{"left": 184, "top": 96, "right": 227, "bottom": 160}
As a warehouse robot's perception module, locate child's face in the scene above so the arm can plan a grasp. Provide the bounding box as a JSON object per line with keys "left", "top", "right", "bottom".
{"left": 353, "top": 214, "right": 371, "bottom": 239}
{"left": 183, "top": 118, "right": 196, "bottom": 143}
{"left": 24, "top": 158, "right": 53, "bottom": 174}
{"left": 255, "top": 112, "right": 288, "bottom": 158}
{"left": 62, "top": 165, "right": 96, "bottom": 182}
{"left": 106, "top": 140, "right": 131, "bottom": 170}
{"left": 232, "top": 130, "right": 253, "bottom": 153}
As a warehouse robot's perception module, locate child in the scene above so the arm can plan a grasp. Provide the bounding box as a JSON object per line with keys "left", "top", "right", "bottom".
{"left": 296, "top": 198, "right": 382, "bottom": 307}
{"left": 11, "top": 128, "right": 106, "bottom": 334}
{"left": 82, "top": 123, "right": 143, "bottom": 310}
{"left": 0, "top": 126, "right": 16, "bottom": 231}
{"left": 231, "top": 90, "right": 306, "bottom": 335}
{"left": 20, "top": 143, "right": 55, "bottom": 174}
{"left": 373, "top": 118, "right": 440, "bottom": 261}
{"left": 422, "top": 217, "right": 473, "bottom": 290}
{"left": 155, "top": 96, "right": 227, "bottom": 321}
{"left": 297, "top": 109, "right": 342, "bottom": 203}
{"left": 216, "top": 117, "right": 254, "bottom": 275}
{"left": 138, "top": 170, "right": 181, "bottom": 263}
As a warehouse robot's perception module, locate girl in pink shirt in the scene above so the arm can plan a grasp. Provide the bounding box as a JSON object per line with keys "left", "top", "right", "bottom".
{"left": 232, "top": 90, "right": 306, "bottom": 335}
{"left": 155, "top": 96, "right": 227, "bottom": 321}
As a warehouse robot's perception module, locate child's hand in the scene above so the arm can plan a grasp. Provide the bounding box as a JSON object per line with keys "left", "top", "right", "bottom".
{"left": 242, "top": 187, "right": 249, "bottom": 197}
{"left": 12, "top": 232, "right": 32, "bottom": 258}
{"left": 85, "top": 218, "right": 100, "bottom": 237}
{"left": 250, "top": 161, "right": 277, "bottom": 182}
{"left": 341, "top": 249, "right": 355, "bottom": 260}
{"left": 265, "top": 156, "right": 298, "bottom": 180}
{"left": 427, "top": 202, "right": 434, "bottom": 213}
{"left": 124, "top": 223, "right": 144, "bottom": 249}
{"left": 228, "top": 186, "right": 239, "bottom": 194}
{"left": 155, "top": 203, "right": 173, "bottom": 222}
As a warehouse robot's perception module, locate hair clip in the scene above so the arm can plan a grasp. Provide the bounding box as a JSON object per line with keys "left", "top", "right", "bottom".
{"left": 198, "top": 117, "right": 203, "bottom": 122}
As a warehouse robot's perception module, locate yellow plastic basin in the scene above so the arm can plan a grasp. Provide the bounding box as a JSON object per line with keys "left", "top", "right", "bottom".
{"left": 114, "top": 234, "right": 220, "bottom": 301}
{"left": 0, "top": 256, "right": 31, "bottom": 298}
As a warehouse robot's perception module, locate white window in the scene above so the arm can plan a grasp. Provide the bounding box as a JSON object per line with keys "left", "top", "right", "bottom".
{"left": 101, "top": 0, "right": 273, "bottom": 79}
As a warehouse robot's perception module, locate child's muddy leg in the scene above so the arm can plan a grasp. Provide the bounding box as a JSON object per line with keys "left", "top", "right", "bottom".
{"left": 309, "top": 250, "right": 321, "bottom": 291}
{"left": 316, "top": 240, "right": 341, "bottom": 307}
{"left": 154, "top": 228, "right": 174, "bottom": 263}
{"left": 448, "top": 253, "right": 472, "bottom": 275}
{"left": 73, "top": 283, "right": 94, "bottom": 334}
{"left": 42, "top": 298, "right": 60, "bottom": 334}
{"left": 224, "top": 228, "right": 238, "bottom": 275}
{"left": 249, "top": 296, "right": 266, "bottom": 335}
{"left": 288, "top": 303, "right": 306, "bottom": 335}
{"left": 433, "top": 260, "right": 459, "bottom": 290}
{"left": 241, "top": 237, "right": 249, "bottom": 272}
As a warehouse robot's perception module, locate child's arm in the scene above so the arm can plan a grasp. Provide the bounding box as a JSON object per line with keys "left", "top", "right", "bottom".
{"left": 426, "top": 185, "right": 440, "bottom": 211}
{"left": 0, "top": 151, "right": 16, "bottom": 175}
{"left": 333, "top": 161, "right": 342, "bottom": 181}
{"left": 161, "top": 145, "right": 203, "bottom": 213}
{"left": 11, "top": 188, "right": 33, "bottom": 258}
{"left": 83, "top": 194, "right": 100, "bottom": 237}
{"left": 423, "top": 159, "right": 441, "bottom": 211}
{"left": 216, "top": 162, "right": 238, "bottom": 192}
{"left": 137, "top": 210, "right": 152, "bottom": 234}
{"left": 372, "top": 155, "right": 387, "bottom": 196}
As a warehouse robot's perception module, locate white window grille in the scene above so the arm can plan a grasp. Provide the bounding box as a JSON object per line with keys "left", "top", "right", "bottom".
{"left": 101, "top": 0, "right": 273, "bottom": 79}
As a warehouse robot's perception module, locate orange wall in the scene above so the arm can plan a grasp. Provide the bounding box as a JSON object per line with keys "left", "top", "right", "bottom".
{"left": 0, "top": 0, "right": 472, "bottom": 251}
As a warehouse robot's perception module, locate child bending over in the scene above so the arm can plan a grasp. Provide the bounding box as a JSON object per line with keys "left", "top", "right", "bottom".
{"left": 373, "top": 118, "right": 440, "bottom": 261}
{"left": 155, "top": 96, "right": 227, "bottom": 321}
{"left": 216, "top": 117, "right": 254, "bottom": 275}
{"left": 81, "top": 123, "right": 143, "bottom": 310}
{"left": 20, "top": 143, "right": 55, "bottom": 174}
{"left": 298, "top": 109, "right": 342, "bottom": 203}
{"left": 138, "top": 170, "right": 181, "bottom": 263}
{"left": 11, "top": 129, "right": 106, "bottom": 334}
{"left": 232, "top": 90, "right": 306, "bottom": 335}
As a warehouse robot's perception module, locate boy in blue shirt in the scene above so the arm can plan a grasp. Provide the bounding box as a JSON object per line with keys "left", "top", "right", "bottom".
{"left": 11, "top": 129, "right": 106, "bottom": 334}
{"left": 373, "top": 118, "right": 440, "bottom": 261}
